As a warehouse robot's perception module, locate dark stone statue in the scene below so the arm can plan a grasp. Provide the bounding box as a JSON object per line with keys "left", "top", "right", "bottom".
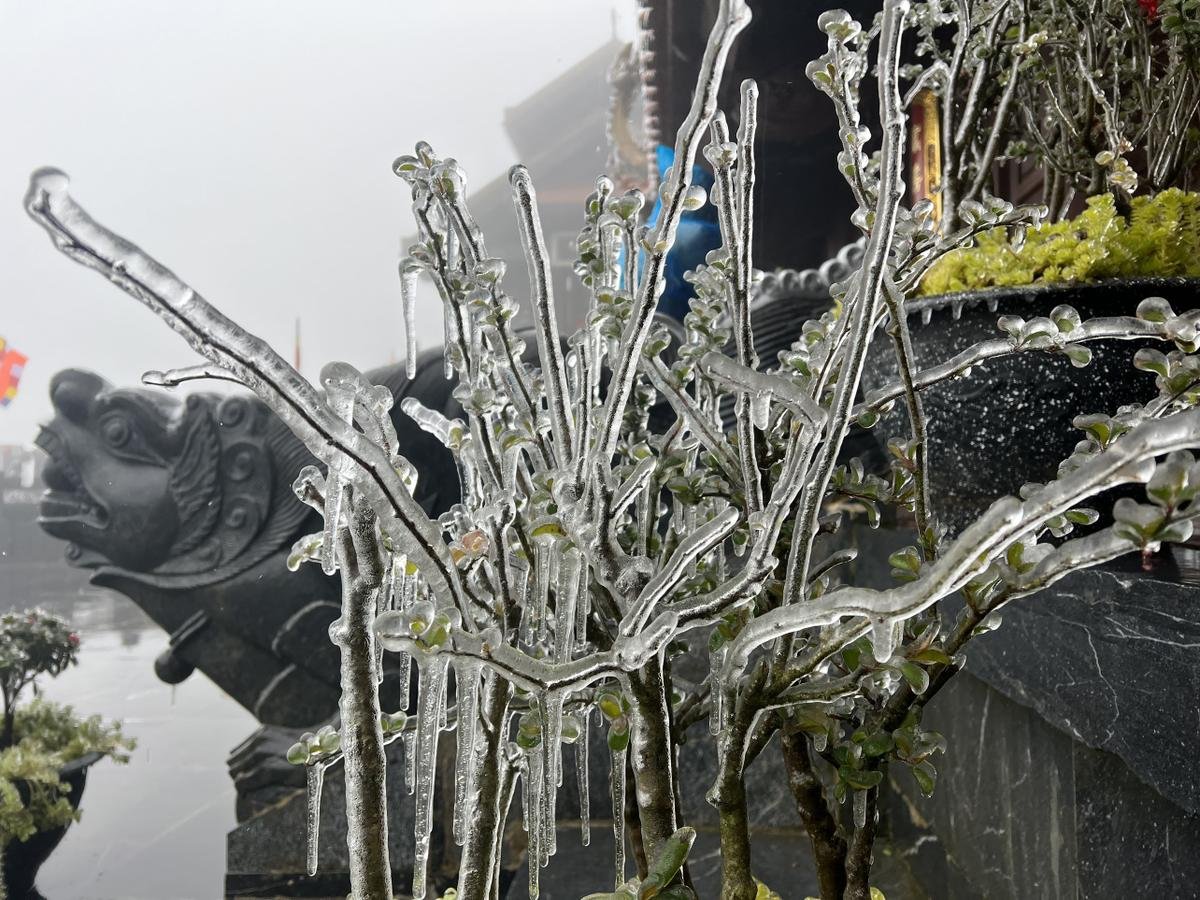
{"left": 36, "top": 357, "right": 460, "bottom": 729}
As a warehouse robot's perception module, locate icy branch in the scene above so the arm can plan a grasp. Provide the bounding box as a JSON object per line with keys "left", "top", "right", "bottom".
{"left": 24, "top": 169, "right": 469, "bottom": 621}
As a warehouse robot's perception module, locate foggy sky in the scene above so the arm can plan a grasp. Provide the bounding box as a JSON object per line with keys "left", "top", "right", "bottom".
{"left": 0, "top": 0, "right": 634, "bottom": 443}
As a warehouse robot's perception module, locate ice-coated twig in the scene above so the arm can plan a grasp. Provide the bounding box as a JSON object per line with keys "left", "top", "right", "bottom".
{"left": 593, "top": 0, "right": 752, "bottom": 472}
{"left": 880, "top": 276, "right": 933, "bottom": 550}
{"left": 621, "top": 506, "right": 740, "bottom": 636}
{"left": 330, "top": 500, "right": 393, "bottom": 898}
{"left": 24, "top": 169, "right": 470, "bottom": 623}
{"left": 700, "top": 351, "right": 826, "bottom": 428}
{"left": 644, "top": 356, "right": 741, "bottom": 479}
{"left": 709, "top": 109, "right": 763, "bottom": 513}
{"left": 142, "top": 363, "right": 244, "bottom": 387}
{"left": 856, "top": 314, "right": 1178, "bottom": 415}
{"left": 723, "top": 406, "right": 1200, "bottom": 683}
{"left": 783, "top": 0, "right": 911, "bottom": 610}
{"left": 510, "top": 165, "right": 576, "bottom": 467}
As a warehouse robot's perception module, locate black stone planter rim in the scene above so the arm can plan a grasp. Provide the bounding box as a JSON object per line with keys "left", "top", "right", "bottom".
{"left": 57, "top": 750, "right": 104, "bottom": 778}
{"left": 905, "top": 275, "right": 1200, "bottom": 318}
{"left": 3, "top": 750, "right": 106, "bottom": 899}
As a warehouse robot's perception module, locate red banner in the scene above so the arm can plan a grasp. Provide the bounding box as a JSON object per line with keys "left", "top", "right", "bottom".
{"left": 0, "top": 337, "right": 29, "bottom": 407}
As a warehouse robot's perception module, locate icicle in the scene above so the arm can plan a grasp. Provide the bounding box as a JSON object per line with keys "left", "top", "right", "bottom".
{"left": 555, "top": 548, "right": 581, "bottom": 661}
{"left": 574, "top": 561, "right": 590, "bottom": 649}
{"left": 518, "top": 562, "right": 535, "bottom": 646}
{"left": 439, "top": 661, "right": 450, "bottom": 731}
{"left": 541, "top": 691, "right": 564, "bottom": 863}
{"left": 611, "top": 746, "right": 627, "bottom": 889}
{"left": 535, "top": 542, "right": 550, "bottom": 643}
{"left": 520, "top": 757, "right": 531, "bottom": 833}
{"left": 452, "top": 661, "right": 481, "bottom": 846}
{"left": 443, "top": 303, "right": 457, "bottom": 380}
{"left": 868, "top": 616, "right": 900, "bottom": 663}
{"left": 400, "top": 266, "right": 419, "bottom": 379}
{"left": 853, "top": 789, "right": 868, "bottom": 829}
{"left": 412, "top": 655, "right": 449, "bottom": 900}
{"left": 318, "top": 364, "right": 357, "bottom": 575}
{"left": 749, "top": 391, "right": 770, "bottom": 430}
{"left": 403, "top": 729, "right": 417, "bottom": 794}
{"left": 709, "top": 645, "right": 727, "bottom": 735}
{"left": 383, "top": 554, "right": 400, "bottom": 609}
{"left": 305, "top": 763, "right": 326, "bottom": 876}
{"left": 319, "top": 481, "right": 346, "bottom": 576}
{"left": 577, "top": 710, "right": 591, "bottom": 846}
{"left": 526, "top": 749, "right": 544, "bottom": 898}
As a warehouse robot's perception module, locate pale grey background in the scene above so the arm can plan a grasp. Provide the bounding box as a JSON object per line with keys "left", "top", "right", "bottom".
{"left": 0, "top": 0, "right": 636, "bottom": 446}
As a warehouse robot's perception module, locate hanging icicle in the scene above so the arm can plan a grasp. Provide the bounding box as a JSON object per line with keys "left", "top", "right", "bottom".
{"left": 411, "top": 654, "right": 449, "bottom": 900}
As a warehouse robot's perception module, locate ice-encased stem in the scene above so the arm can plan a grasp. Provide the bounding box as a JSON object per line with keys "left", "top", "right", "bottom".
{"left": 510, "top": 165, "right": 575, "bottom": 466}
{"left": 782, "top": 0, "right": 912, "bottom": 614}
{"left": 330, "top": 505, "right": 393, "bottom": 899}
{"left": 577, "top": 711, "right": 591, "bottom": 846}
{"left": 23, "top": 170, "right": 469, "bottom": 622}
{"left": 724, "top": 403, "right": 1200, "bottom": 686}
{"left": 456, "top": 673, "right": 513, "bottom": 900}
{"left": 453, "top": 660, "right": 481, "bottom": 845}
{"left": 593, "top": 0, "right": 752, "bottom": 473}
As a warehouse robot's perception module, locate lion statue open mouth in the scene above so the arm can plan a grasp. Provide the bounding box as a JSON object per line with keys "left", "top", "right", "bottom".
{"left": 37, "top": 367, "right": 312, "bottom": 579}
{"left": 34, "top": 360, "right": 462, "bottom": 728}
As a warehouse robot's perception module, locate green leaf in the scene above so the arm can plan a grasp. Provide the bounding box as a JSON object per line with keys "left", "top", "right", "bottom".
{"left": 910, "top": 647, "right": 952, "bottom": 666}
{"left": 899, "top": 661, "right": 930, "bottom": 694}
{"left": 913, "top": 760, "right": 937, "bottom": 796}
{"left": 839, "top": 766, "right": 884, "bottom": 790}
{"left": 860, "top": 732, "right": 895, "bottom": 757}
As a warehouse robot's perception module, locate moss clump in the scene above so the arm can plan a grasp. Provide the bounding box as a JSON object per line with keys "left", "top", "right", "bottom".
{"left": 919, "top": 190, "right": 1200, "bottom": 296}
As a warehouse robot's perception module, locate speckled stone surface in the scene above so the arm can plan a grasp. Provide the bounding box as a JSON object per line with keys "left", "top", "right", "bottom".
{"left": 852, "top": 525, "right": 1200, "bottom": 898}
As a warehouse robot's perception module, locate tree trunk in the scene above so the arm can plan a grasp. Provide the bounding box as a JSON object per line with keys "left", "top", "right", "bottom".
{"left": 780, "top": 729, "right": 847, "bottom": 900}
{"left": 626, "top": 656, "right": 681, "bottom": 864}
{"left": 458, "top": 674, "right": 512, "bottom": 900}
{"left": 332, "top": 515, "right": 393, "bottom": 900}
{"left": 713, "top": 701, "right": 756, "bottom": 900}
{"left": 841, "top": 786, "right": 878, "bottom": 900}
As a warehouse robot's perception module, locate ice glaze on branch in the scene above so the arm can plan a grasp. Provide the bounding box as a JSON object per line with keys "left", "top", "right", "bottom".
{"left": 855, "top": 314, "right": 1186, "bottom": 415}
{"left": 723, "top": 406, "right": 1200, "bottom": 682}
{"left": 24, "top": 169, "right": 469, "bottom": 619}
{"left": 510, "top": 165, "right": 576, "bottom": 467}
{"left": 593, "top": 0, "right": 751, "bottom": 472}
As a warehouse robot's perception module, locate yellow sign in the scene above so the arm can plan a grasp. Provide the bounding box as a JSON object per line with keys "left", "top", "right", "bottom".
{"left": 910, "top": 89, "right": 943, "bottom": 227}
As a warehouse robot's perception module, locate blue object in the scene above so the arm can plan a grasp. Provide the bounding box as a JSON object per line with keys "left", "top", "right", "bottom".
{"left": 643, "top": 144, "right": 723, "bottom": 322}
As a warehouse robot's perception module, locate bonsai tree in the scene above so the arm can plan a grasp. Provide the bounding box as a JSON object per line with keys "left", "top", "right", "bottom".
{"left": 0, "top": 612, "right": 132, "bottom": 895}
{"left": 0, "top": 610, "right": 79, "bottom": 749}
{"left": 1012, "top": 0, "right": 1200, "bottom": 217}
{"left": 918, "top": 0, "right": 1200, "bottom": 293}
{"left": 21, "top": 1, "right": 1200, "bottom": 898}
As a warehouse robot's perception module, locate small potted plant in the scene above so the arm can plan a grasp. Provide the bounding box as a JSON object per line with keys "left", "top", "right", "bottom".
{"left": 0, "top": 610, "right": 133, "bottom": 898}
{"left": 858, "top": 0, "right": 1200, "bottom": 527}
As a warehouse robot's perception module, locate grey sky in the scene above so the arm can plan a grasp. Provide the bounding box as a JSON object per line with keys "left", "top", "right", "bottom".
{"left": 0, "top": 0, "right": 635, "bottom": 443}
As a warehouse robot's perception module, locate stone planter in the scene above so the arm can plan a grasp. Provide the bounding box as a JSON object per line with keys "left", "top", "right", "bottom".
{"left": 848, "top": 524, "right": 1200, "bottom": 898}
{"left": 3, "top": 751, "right": 103, "bottom": 899}
{"left": 859, "top": 277, "right": 1200, "bottom": 529}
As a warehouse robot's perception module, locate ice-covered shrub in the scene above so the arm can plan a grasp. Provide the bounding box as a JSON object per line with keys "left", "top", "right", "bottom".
{"left": 22, "top": 1, "right": 1200, "bottom": 898}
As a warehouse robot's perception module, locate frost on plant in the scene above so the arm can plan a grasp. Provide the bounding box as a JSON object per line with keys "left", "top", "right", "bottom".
{"left": 22, "top": 1, "right": 1200, "bottom": 899}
